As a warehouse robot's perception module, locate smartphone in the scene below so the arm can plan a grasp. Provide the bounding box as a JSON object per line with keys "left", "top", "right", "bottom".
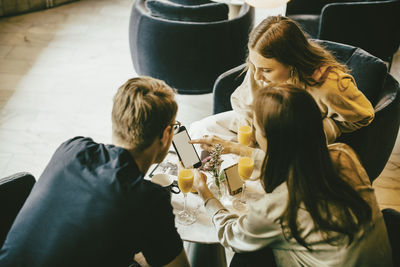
{"left": 223, "top": 163, "right": 244, "bottom": 195}
{"left": 172, "top": 126, "right": 202, "bottom": 168}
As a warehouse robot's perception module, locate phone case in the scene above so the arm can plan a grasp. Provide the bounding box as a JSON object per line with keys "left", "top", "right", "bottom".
{"left": 223, "top": 163, "right": 244, "bottom": 195}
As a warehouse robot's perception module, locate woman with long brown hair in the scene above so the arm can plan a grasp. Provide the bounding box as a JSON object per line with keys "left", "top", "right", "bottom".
{"left": 192, "top": 85, "right": 392, "bottom": 266}
{"left": 190, "top": 16, "right": 373, "bottom": 144}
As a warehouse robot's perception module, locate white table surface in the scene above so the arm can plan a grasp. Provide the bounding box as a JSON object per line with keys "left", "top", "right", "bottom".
{"left": 172, "top": 179, "right": 265, "bottom": 244}
{"left": 146, "top": 154, "right": 266, "bottom": 244}
{"left": 211, "top": 0, "right": 245, "bottom": 5}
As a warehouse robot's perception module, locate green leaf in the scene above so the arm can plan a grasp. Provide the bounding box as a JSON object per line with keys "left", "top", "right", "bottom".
{"left": 219, "top": 170, "right": 225, "bottom": 181}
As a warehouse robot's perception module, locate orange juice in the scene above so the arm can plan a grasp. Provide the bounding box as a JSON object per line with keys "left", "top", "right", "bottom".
{"left": 238, "top": 125, "right": 252, "bottom": 146}
{"left": 178, "top": 169, "right": 194, "bottom": 194}
{"left": 238, "top": 157, "right": 254, "bottom": 180}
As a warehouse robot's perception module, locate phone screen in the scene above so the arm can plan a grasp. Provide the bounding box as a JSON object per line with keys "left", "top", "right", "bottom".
{"left": 172, "top": 126, "right": 201, "bottom": 168}
{"left": 224, "top": 164, "right": 244, "bottom": 195}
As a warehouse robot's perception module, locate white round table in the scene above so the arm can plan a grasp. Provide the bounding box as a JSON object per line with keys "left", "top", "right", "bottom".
{"left": 146, "top": 153, "right": 266, "bottom": 266}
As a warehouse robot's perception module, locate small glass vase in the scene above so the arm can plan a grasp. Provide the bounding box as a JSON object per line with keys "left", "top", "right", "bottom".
{"left": 207, "top": 171, "right": 231, "bottom": 205}
{"left": 208, "top": 175, "right": 223, "bottom": 199}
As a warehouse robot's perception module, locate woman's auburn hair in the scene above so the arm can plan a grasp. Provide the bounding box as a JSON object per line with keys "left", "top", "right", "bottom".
{"left": 111, "top": 76, "right": 177, "bottom": 152}
{"left": 248, "top": 16, "right": 349, "bottom": 87}
{"left": 253, "top": 84, "right": 372, "bottom": 250}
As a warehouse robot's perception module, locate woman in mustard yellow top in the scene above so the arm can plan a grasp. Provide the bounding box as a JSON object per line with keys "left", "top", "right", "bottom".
{"left": 190, "top": 16, "right": 374, "bottom": 144}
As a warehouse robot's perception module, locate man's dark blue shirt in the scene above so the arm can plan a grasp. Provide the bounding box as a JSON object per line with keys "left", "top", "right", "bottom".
{"left": 0, "top": 137, "right": 182, "bottom": 267}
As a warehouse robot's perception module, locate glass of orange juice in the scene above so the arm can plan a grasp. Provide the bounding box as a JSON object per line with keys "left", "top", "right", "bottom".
{"left": 233, "top": 156, "right": 254, "bottom": 211}
{"left": 238, "top": 125, "right": 253, "bottom": 146}
{"left": 177, "top": 169, "right": 196, "bottom": 225}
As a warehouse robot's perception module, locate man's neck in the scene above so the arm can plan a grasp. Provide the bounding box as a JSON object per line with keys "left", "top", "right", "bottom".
{"left": 113, "top": 139, "right": 157, "bottom": 174}
{"left": 129, "top": 148, "right": 156, "bottom": 174}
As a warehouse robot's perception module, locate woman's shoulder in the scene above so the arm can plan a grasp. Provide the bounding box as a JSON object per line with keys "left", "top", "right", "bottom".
{"left": 313, "top": 66, "right": 351, "bottom": 79}
{"left": 321, "top": 67, "right": 355, "bottom": 88}
{"left": 248, "top": 182, "right": 288, "bottom": 224}
{"left": 328, "top": 143, "right": 371, "bottom": 186}
{"left": 328, "top": 143, "right": 361, "bottom": 169}
{"left": 308, "top": 67, "right": 358, "bottom": 99}
{"left": 328, "top": 143, "right": 357, "bottom": 157}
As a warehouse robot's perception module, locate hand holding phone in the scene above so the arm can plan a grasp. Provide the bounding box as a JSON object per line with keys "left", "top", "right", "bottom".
{"left": 172, "top": 126, "right": 202, "bottom": 169}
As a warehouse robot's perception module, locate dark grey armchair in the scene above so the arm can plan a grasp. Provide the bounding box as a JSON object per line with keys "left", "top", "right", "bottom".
{"left": 286, "top": 0, "right": 400, "bottom": 70}
{"left": 0, "top": 172, "right": 35, "bottom": 247}
{"left": 212, "top": 40, "right": 400, "bottom": 183}
{"left": 129, "top": 0, "right": 254, "bottom": 94}
{"left": 382, "top": 208, "right": 400, "bottom": 266}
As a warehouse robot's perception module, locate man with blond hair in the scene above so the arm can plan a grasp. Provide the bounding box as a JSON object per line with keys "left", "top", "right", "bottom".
{"left": 0, "top": 77, "right": 190, "bottom": 267}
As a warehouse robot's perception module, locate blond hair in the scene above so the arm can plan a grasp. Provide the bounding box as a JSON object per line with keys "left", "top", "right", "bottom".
{"left": 112, "top": 76, "right": 177, "bottom": 151}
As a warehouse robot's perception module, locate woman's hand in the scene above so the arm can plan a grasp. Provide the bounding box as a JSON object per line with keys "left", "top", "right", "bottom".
{"left": 133, "top": 252, "right": 150, "bottom": 267}
{"left": 190, "top": 135, "right": 232, "bottom": 153}
{"left": 193, "top": 170, "right": 214, "bottom": 201}
{"left": 190, "top": 135, "right": 253, "bottom": 156}
{"left": 192, "top": 170, "right": 207, "bottom": 191}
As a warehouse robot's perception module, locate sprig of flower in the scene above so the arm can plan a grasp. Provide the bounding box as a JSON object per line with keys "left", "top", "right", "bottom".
{"left": 202, "top": 144, "right": 224, "bottom": 188}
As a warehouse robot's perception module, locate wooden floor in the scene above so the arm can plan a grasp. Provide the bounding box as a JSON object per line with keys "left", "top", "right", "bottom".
{"left": 0, "top": 0, "right": 399, "bottom": 211}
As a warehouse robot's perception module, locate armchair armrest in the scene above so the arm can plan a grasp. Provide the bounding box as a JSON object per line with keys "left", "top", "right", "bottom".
{"left": 0, "top": 172, "right": 36, "bottom": 247}
{"left": 338, "top": 74, "right": 400, "bottom": 181}
{"left": 375, "top": 74, "right": 400, "bottom": 112}
{"left": 213, "top": 63, "right": 247, "bottom": 114}
{"left": 382, "top": 208, "right": 400, "bottom": 266}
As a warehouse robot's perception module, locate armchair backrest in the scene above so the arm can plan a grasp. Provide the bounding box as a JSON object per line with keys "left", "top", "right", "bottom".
{"left": 213, "top": 40, "right": 400, "bottom": 182}
{"left": 286, "top": 0, "right": 355, "bottom": 15}
{"left": 145, "top": 0, "right": 229, "bottom": 22}
{"left": 319, "top": 0, "right": 400, "bottom": 64}
{"left": 382, "top": 208, "right": 400, "bottom": 266}
{"left": 129, "top": 0, "right": 254, "bottom": 94}
{"left": 0, "top": 172, "right": 35, "bottom": 248}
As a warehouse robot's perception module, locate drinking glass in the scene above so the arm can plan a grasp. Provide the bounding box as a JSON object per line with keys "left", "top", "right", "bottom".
{"left": 233, "top": 156, "right": 254, "bottom": 211}
{"left": 177, "top": 169, "right": 196, "bottom": 225}
{"left": 238, "top": 125, "right": 253, "bottom": 146}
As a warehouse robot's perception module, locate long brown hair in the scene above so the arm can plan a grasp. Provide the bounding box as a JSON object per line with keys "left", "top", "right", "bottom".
{"left": 248, "top": 16, "right": 348, "bottom": 87}
{"left": 253, "top": 84, "right": 371, "bottom": 249}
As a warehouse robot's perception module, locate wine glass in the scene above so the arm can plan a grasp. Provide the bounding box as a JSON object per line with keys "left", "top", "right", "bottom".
{"left": 177, "top": 169, "right": 196, "bottom": 225}
{"left": 238, "top": 125, "right": 253, "bottom": 146}
{"left": 233, "top": 156, "right": 254, "bottom": 211}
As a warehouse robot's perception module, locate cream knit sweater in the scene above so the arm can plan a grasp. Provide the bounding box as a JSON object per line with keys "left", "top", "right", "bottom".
{"left": 205, "top": 143, "right": 392, "bottom": 266}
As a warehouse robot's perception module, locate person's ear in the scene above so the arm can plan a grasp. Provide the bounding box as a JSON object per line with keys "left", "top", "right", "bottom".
{"left": 160, "top": 125, "right": 172, "bottom": 144}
